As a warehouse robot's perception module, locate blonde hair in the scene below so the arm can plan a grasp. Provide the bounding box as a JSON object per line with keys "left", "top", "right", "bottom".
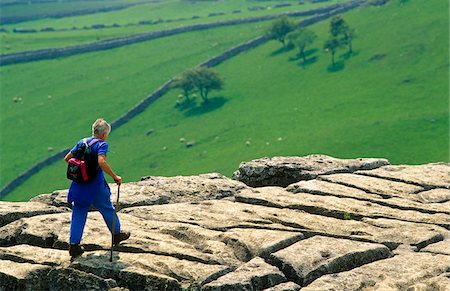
{"left": 92, "top": 118, "right": 111, "bottom": 136}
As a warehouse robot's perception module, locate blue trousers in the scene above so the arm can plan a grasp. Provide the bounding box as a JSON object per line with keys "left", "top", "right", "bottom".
{"left": 69, "top": 185, "right": 121, "bottom": 244}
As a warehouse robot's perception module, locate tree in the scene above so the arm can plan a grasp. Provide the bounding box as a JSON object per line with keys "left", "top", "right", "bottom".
{"left": 266, "top": 16, "right": 296, "bottom": 47}
{"left": 323, "top": 38, "right": 341, "bottom": 66}
{"left": 172, "top": 71, "right": 195, "bottom": 101}
{"left": 341, "top": 27, "right": 356, "bottom": 54}
{"left": 287, "top": 28, "right": 317, "bottom": 63}
{"left": 330, "top": 15, "right": 348, "bottom": 37}
{"left": 330, "top": 15, "right": 355, "bottom": 54}
{"left": 191, "top": 67, "right": 223, "bottom": 103}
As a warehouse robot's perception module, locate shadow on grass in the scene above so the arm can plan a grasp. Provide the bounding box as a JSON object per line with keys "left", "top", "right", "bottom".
{"left": 304, "top": 48, "right": 318, "bottom": 57}
{"left": 270, "top": 44, "right": 294, "bottom": 56}
{"left": 327, "top": 61, "right": 345, "bottom": 73}
{"left": 289, "top": 48, "right": 318, "bottom": 68}
{"left": 341, "top": 50, "right": 359, "bottom": 60}
{"left": 296, "top": 56, "right": 318, "bottom": 69}
{"left": 184, "top": 96, "right": 228, "bottom": 117}
{"left": 175, "top": 98, "right": 196, "bottom": 111}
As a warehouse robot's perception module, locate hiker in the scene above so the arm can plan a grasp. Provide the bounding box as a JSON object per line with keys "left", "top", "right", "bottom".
{"left": 64, "top": 118, "right": 130, "bottom": 259}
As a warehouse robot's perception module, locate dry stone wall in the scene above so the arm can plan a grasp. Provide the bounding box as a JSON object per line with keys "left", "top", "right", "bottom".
{"left": 0, "top": 0, "right": 364, "bottom": 66}
{"left": 0, "top": 154, "right": 449, "bottom": 290}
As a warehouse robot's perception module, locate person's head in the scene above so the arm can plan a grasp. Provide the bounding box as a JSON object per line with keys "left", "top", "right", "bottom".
{"left": 92, "top": 118, "right": 111, "bottom": 140}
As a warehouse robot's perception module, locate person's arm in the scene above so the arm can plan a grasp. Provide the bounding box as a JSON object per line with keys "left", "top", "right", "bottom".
{"left": 98, "top": 154, "right": 122, "bottom": 185}
{"left": 64, "top": 152, "right": 73, "bottom": 163}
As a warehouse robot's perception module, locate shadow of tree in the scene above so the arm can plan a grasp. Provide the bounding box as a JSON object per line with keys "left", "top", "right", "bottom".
{"left": 175, "top": 98, "right": 197, "bottom": 111}
{"left": 289, "top": 48, "right": 318, "bottom": 67}
{"left": 341, "top": 50, "right": 359, "bottom": 60}
{"left": 270, "top": 44, "right": 294, "bottom": 56}
{"left": 299, "top": 56, "right": 318, "bottom": 69}
{"left": 327, "top": 61, "right": 345, "bottom": 73}
{"left": 304, "top": 48, "right": 318, "bottom": 57}
{"left": 184, "top": 96, "right": 228, "bottom": 117}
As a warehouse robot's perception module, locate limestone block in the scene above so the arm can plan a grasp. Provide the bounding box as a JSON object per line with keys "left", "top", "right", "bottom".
{"left": 0, "top": 212, "right": 240, "bottom": 266}
{"left": 269, "top": 236, "right": 392, "bottom": 286}
{"left": 417, "top": 188, "right": 450, "bottom": 203}
{"left": 236, "top": 187, "right": 450, "bottom": 229}
{"left": 72, "top": 250, "right": 230, "bottom": 289}
{"left": 124, "top": 200, "right": 447, "bottom": 251}
{"left": 32, "top": 173, "right": 248, "bottom": 209}
{"left": 302, "top": 252, "right": 450, "bottom": 290}
{"left": 319, "top": 173, "right": 424, "bottom": 200}
{"left": 202, "top": 257, "right": 287, "bottom": 290}
{"left": 233, "top": 155, "right": 389, "bottom": 187}
{"left": 0, "top": 201, "right": 68, "bottom": 227}
{"left": 218, "top": 228, "right": 304, "bottom": 261}
{"left": 287, "top": 179, "right": 449, "bottom": 214}
{"left": 356, "top": 163, "right": 450, "bottom": 188}
{"left": 0, "top": 259, "right": 50, "bottom": 290}
{"left": 263, "top": 281, "right": 301, "bottom": 291}
{"left": 421, "top": 239, "right": 450, "bottom": 255}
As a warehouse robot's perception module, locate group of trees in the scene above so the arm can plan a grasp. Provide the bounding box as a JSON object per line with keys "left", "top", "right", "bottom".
{"left": 172, "top": 67, "right": 223, "bottom": 105}
{"left": 266, "top": 15, "right": 355, "bottom": 67}
{"left": 324, "top": 15, "right": 355, "bottom": 66}
{"left": 171, "top": 15, "right": 355, "bottom": 107}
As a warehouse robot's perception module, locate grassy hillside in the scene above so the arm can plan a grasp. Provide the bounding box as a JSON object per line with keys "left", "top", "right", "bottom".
{"left": 0, "top": 0, "right": 337, "bottom": 53}
{"left": 0, "top": 20, "right": 272, "bottom": 188}
{"left": 0, "top": 0, "right": 145, "bottom": 19}
{"left": 3, "top": 0, "right": 449, "bottom": 201}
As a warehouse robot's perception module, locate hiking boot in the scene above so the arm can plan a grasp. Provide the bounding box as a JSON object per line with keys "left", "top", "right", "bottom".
{"left": 113, "top": 231, "right": 130, "bottom": 245}
{"left": 69, "top": 244, "right": 84, "bottom": 259}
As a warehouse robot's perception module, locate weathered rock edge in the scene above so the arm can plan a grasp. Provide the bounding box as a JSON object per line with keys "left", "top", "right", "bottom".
{"left": 1, "top": 155, "right": 449, "bottom": 290}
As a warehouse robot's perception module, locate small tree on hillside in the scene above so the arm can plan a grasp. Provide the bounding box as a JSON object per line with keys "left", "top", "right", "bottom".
{"left": 172, "top": 71, "right": 195, "bottom": 101}
{"left": 330, "top": 15, "right": 355, "bottom": 54}
{"left": 341, "top": 27, "right": 356, "bottom": 54}
{"left": 191, "top": 67, "right": 223, "bottom": 104}
{"left": 266, "top": 15, "right": 296, "bottom": 47}
{"left": 287, "top": 28, "right": 317, "bottom": 63}
{"left": 323, "top": 37, "right": 341, "bottom": 67}
{"left": 330, "top": 15, "right": 348, "bottom": 37}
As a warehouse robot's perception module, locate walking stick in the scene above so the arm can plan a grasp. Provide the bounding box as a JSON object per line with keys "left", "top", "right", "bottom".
{"left": 110, "top": 184, "right": 120, "bottom": 262}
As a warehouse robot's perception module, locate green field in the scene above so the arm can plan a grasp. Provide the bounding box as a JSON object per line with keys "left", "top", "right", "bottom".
{"left": 0, "top": 0, "right": 146, "bottom": 19}
{"left": 0, "top": 0, "right": 336, "bottom": 53}
{"left": 1, "top": 0, "right": 449, "bottom": 201}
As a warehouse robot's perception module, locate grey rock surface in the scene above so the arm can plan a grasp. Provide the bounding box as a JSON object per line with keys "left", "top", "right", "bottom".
{"left": 31, "top": 173, "right": 247, "bottom": 209}
{"left": 301, "top": 252, "right": 450, "bottom": 291}
{"left": 286, "top": 179, "right": 450, "bottom": 214}
{"left": 263, "top": 281, "right": 301, "bottom": 291}
{"left": 268, "top": 236, "right": 392, "bottom": 286}
{"left": 355, "top": 163, "right": 450, "bottom": 188}
{"left": 232, "top": 154, "right": 389, "bottom": 187}
{"left": 236, "top": 187, "right": 450, "bottom": 229}
{"left": 0, "top": 201, "right": 68, "bottom": 227}
{"left": 1, "top": 156, "right": 449, "bottom": 290}
{"left": 202, "top": 257, "right": 287, "bottom": 290}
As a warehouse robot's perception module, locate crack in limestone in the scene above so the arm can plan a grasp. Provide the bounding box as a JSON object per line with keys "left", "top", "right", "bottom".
{"left": 316, "top": 176, "right": 395, "bottom": 198}
{"left": 354, "top": 172, "right": 446, "bottom": 191}
{"left": 237, "top": 195, "right": 450, "bottom": 231}
{"left": 293, "top": 188, "right": 448, "bottom": 215}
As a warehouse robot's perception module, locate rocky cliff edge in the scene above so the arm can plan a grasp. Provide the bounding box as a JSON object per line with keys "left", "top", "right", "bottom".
{"left": 0, "top": 154, "right": 449, "bottom": 290}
